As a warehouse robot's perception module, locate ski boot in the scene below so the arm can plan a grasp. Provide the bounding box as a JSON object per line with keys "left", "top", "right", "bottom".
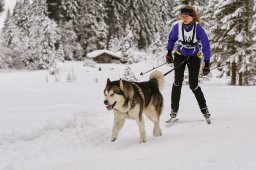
{"left": 202, "top": 108, "right": 211, "bottom": 124}
{"left": 165, "top": 110, "right": 178, "bottom": 124}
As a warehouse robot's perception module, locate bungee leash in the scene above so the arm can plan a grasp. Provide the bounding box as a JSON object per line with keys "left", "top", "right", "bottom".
{"left": 140, "top": 62, "right": 167, "bottom": 76}
{"left": 163, "top": 57, "right": 189, "bottom": 77}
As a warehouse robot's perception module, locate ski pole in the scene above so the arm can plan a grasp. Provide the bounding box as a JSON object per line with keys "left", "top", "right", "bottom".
{"left": 210, "top": 62, "right": 229, "bottom": 71}
{"left": 140, "top": 62, "right": 167, "bottom": 76}
{"left": 163, "top": 57, "right": 189, "bottom": 77}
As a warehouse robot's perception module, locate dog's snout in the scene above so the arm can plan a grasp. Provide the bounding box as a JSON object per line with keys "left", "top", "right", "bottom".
{"left": 104, "top": 100, "right": 108, "bottom": 105}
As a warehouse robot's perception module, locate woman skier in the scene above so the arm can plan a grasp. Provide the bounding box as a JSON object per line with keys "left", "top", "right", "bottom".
{"left": 165, "top": 5, "right": 211, "bottom": 124}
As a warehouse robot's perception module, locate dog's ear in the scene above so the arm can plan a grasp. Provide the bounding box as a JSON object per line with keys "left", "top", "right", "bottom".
{"left": 119, "top": 78, "right": 124, "bottom": 91}
{"left": 106, "top": 78, "right": 111, "bottom": 85}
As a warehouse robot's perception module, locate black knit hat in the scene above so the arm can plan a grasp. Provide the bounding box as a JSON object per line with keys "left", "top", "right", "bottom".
{"left": 180, "top": 8, "right": 193, "bottom": 16}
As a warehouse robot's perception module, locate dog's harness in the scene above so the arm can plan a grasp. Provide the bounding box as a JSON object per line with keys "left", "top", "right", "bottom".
{"left": 131, "top": 82, "right": 145, "bottom": 104}
{"left": 177, "top": 21, "right": 200, "bottom": 54}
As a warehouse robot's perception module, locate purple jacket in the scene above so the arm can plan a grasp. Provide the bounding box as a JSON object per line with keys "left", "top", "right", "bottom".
{"left": 167, "top": 22, "right": 211, "bottom": 62}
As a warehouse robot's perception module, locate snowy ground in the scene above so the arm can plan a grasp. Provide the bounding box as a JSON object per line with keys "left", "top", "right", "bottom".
{"left": 0, "top": 61, "right": 256, "bottom": 170}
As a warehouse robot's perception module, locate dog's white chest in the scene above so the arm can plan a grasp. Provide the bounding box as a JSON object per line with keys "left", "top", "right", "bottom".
{"left": 126, "top": 106, "right": 140, "bottom": 119}
{"left": 114, "top": 106, "right": 140, "bottom": 120}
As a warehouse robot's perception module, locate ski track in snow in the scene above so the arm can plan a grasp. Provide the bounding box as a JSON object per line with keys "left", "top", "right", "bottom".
{"left": 0, "top": 61, "right": 256, "bottom": 170}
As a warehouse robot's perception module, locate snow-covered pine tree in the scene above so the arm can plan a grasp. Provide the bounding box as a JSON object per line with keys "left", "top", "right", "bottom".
{"left": 2, "top": 9, "right": 13, "bottom": 47}
{"left": 165, "top": 0, "right": 180, "bottom": 54}
{"left": 78, "top": 0, "right": 108, "bottom": 54}
{"left": 24, "top": 0, "right": 62, "bottom": 69}
{"left": 97, "top": 19, "right": 108, "bottom": 50}
{"left": 124, "top": 0, "right": 167, "bottom": 49}
{"left": 109, "top": 36, "right": 122, "bottom": 52}
{"left": 18, "top": 0, "right": 31, "bottom": 39}
{"left": 59, "top": 20, "right": 83, "bottom": 60}
{"left": 11, "top": 0, "right": 23, "bottom": 26}
{"left": 47, "top": 0, "right": 63, "bottom": 24}
{"left": 1, "top": 7, "right": 26, "bottom": 69}
{"left": 152, "top": 0, "right": 170, "bottom": 43}
{"left": 149, "top": 33, "right": 165, "bottom": 64}
{"left": 78, "top": 12, "right": 98, "bottom": 53}
{"left": 0, "top": 40, "right": 13, "bottom": 69}
{"left": 166, "top": 0, "right": 179, "bottom": 24}
{"left": 204, "top": 0, "right": 218, "bottom": 34}
{"left": 61, "top": 0, "right": 80, "bottom": 23}
{"left": 104, "top": 0, "right": 126, "bottom": 49}
{"left": 56, "top": 43, "right": 65, "bottom": 61}
{"left": 46, "top": 0, "right": 83, "bottom": 60}
{"left": 76, "top": 0, "right": 172, "bottom": 55}
{"left": 126, "top": 0, "right": 151, "bottom": 49}
{"left": 209, "top": 2, "right": 228, "bottom": 77}
{"left": 0, "top": 54, "right": 8, "bottom": 69}
{"left": 180, "top": 0, "right": 189, "bottom": 4}
{"left": 3, "top": 8, "right": 10, "bottom": 28}
{"left": 106, "top": 0, "right": 170, "bottom": 58}
{"left": 235, "top": 0, "right": 256, "bottom": 86}
{"left": 3, "top": 0, "right": 31, "bottom": 48}
{"left": 211, "top": 0, "right": 253, "bottom": 86}
{"left": 2, "top": 1, "right": 20, "bottom": 47}
{"left": 120, "top": 25, "right": 136, "bottom": 63}
{"left": 47, "top": 0, "right": 80, "bottom": 25}
{"left": 0, "top": 0, "right": 4, "bottom": 12}
{"left": 1, "top": 0, "right": 34, "bottom": 69}
{"left": 245, "top": 0, "right": 256, "bottom": 85}
{"left": 191, "top": 0, "right": 209, "bottom": 28}
{"left": 83, "top": 58, "right": 96, "bottom": 67}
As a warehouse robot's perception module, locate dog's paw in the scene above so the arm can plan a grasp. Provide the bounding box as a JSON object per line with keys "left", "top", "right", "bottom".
{"left": 111, "top": 138, "right": 117, "bottom": 142}
{"left": 139, "top": 139, "right": 147, "bottom": 143}
{"left": 153, "top": 130, "right": 162, "bottom": 137}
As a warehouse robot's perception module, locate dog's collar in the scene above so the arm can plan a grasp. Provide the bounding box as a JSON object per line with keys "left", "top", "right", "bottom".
{"left": 113, "top": 108, "right": 130, "bottom": 115}
{"left": 114, "top": 98, "right": 136, "bottom": 114}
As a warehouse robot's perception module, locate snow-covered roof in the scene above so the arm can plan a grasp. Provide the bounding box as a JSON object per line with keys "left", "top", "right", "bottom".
{"left": 86, "top": 50, "right": 122, "bottom": 59}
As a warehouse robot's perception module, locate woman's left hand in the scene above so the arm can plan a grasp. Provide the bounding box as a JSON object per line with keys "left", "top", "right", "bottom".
{"left": 203, "top": 61, "right": 210, "bottom": 75}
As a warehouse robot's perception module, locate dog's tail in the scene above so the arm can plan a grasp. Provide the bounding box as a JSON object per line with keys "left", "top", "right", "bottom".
{"left": 149, "top": 70, "right": 165, "bottom": 90}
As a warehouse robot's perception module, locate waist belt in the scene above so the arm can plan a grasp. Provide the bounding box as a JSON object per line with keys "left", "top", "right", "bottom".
{"left": 175, "top": 50, "right": 203, "bottom": 58}
{"left": 175, "top": 50, "right": 181, "bottom": 55}
{"left": 181, "top": 42, "right": 198, "bottom": 48}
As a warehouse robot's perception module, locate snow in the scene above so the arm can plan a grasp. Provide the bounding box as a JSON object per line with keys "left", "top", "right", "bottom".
{"left": 0, "top": 61, "right": 256, "bottom": 170}
{"left": 0, "top": 0, "right": 17, "bottom": 30}
{"left": 86, "top": 49, "right": 122, "bottom": 59}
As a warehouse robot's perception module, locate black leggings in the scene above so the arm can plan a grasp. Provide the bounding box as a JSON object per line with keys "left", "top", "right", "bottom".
{"left": 171, "top": 53, "right": 208, "bottom": 114}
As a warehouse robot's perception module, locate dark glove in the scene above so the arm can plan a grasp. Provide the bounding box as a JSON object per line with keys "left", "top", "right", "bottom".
{"left": 203, "top": 61, "right": 210, "bottom": 76}
{"left": 166, "top": 51, "right": 174, "bottom": 63}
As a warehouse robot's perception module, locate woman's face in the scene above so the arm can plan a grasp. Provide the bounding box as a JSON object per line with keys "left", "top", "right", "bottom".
{"left": 180, "top": 14, "right": 193, "bottom": 24}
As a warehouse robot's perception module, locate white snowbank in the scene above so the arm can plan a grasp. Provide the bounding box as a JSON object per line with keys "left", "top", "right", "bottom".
{"left": 0, "top": 61, "right": 256, "bottom": 170}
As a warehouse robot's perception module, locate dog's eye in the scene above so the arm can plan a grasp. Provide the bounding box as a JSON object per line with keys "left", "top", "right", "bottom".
{"left": 110, "top": 94, "right": 114, "bottom": 97}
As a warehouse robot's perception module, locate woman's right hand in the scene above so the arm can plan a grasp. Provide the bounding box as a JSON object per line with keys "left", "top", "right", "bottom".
{"left": 166, "top": 53, "right": 174, "bottom": 63}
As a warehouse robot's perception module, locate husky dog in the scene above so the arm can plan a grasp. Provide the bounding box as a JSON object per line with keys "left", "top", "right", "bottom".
{"left": 104, "top": 71, "right": 165, "bottom": 143}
